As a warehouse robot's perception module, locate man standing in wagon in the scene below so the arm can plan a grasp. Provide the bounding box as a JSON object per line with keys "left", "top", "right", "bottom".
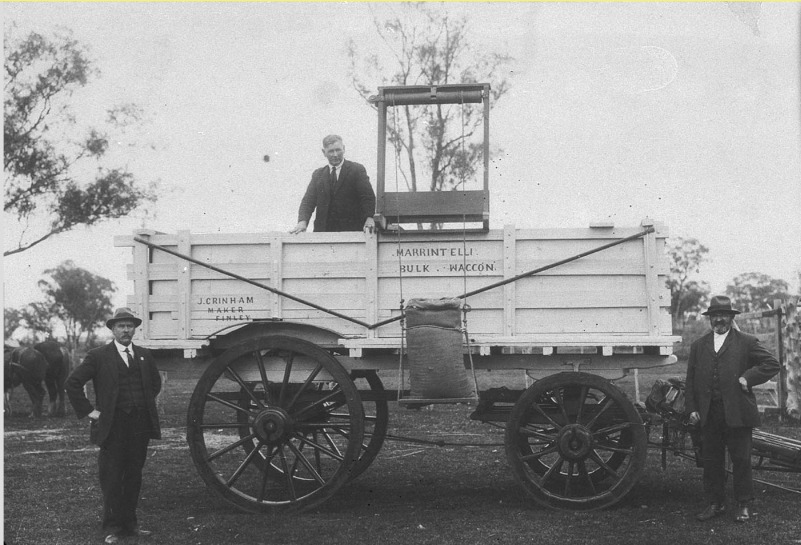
{"left": 685, "top": 295, "right": 780, "bottom": 523}
{"left": 290, "top": 134, "right": 376, "bottom": 234}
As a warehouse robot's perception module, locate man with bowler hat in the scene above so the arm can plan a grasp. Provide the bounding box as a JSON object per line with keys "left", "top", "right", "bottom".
{"left": 685, "top": 295, "right": 779, "bottom": 523}
{"left": 66, "top": 308, "right": 161, "bottom": 543}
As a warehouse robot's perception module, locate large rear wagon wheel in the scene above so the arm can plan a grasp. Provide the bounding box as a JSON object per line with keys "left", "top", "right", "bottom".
{"left": 505, "top": 372, "right": 647, "bottom": 511}
{"left": 348, "top": 370, "right": 389, "bottom": 480}
{"left": 187, "top": 335, "right": 364, "bottom": 513}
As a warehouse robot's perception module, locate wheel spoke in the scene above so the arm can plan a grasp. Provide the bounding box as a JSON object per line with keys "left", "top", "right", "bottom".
{"left": 584, "top": 395, "right": 614, "bottom": 429}
{"left": 563, "top": 461, "right": 575, "bottom": 496}
{"left": 520, "top": 444, "right": 558, "bottom": 462}
{"left": 226, "top": 439, "right": 264, "bottom": 487}
{"left": 286, "top": 441, "right": 326, "bottom": 485}
{"left": 593, "top": 441, "right": 633, "bottom": 455}
{"left": 286, "top": 363, "right": 323, "bottom": 410}
{"left": 208, "top": 433, "right": 259, "bottom": 462}
{"left": 277, "top": 446, "right": 298, "bottom": 500}
{"left": 519, "top": 424, "right": 559, "bottom": 443}
{"left": 292, "top": 386, "right": 346, "bottom": 419}
{"left": 553, "top": 388, "right": 570, "bottom": 424}
{"left": 577, "top": 461, "right": 597, "bottom": 494}
{"left": 198, "top": 422, "right": 250, "bottom": 429}
{"left": 257, "top": 445, "right": 277, "bottom": 502}
{"left": 594, "top": 421, "right": 633, "bottom": 437}
{"left": 588, "top": 450, "right": 620, "bottom": 478}
{"left": 254, "top": 350, "right": 276, "bottom": 406}
{"left": 206, "top": 392, "right": 252, "bottom": 416}
{"left": 528, "top": 400, "right": 563, "bottom": 430}
{"left": 291, "top": 432, "right": 345, "bottom": 461}
{"left": 541, "top": 456, "right": 565, "bottom": 485}
{"left": 224, "top": 365, "right": 264, "bottom": 410}
{"left": 279, "top": 352, "right": 295, "bottom": 406}
{"left": 575, "top": 385, "right": 590, "bottom": 424}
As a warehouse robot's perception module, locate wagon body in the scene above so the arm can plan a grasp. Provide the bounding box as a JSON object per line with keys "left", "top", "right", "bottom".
{"left": 112, "top": 82, "right": 685, "bottom": 514}
{"left": 114, "top": 218, "right": 677, "bottom": 377}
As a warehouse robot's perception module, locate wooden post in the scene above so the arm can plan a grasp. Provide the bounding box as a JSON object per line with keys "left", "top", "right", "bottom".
{"left": 783, "top": 297, "right": 800, "bottom": 420}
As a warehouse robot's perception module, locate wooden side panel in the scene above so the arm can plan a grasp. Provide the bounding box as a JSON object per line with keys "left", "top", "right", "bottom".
{"left": 117, "top": 223, "right": 675, "bottom": 346}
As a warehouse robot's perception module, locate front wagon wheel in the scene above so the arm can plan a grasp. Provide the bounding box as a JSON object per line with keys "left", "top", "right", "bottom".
{"left": 505, "top": 372, "right": 647, "bottom": 511}
{"left": 187, "top": 335, "right": 364, "bottom": 514}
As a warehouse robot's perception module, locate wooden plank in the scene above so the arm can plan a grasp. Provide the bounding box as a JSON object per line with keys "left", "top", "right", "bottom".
{"left": 270, "top": 234, "right": 282, "bottom": 320}
{"left": 640, "top": 218, "right": 662, "bottom": 336}
{"left": 177, "top": 231, "right": 191, "bottom": 340}
{"left": 503, "top": 224, "right": 516, "bottom": 336}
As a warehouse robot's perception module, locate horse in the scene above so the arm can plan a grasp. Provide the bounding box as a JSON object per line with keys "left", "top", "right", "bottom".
{"left": 4, "top": 340, "right": 70, "bottom": 417}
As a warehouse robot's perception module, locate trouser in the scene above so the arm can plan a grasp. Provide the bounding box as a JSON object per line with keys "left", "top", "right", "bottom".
{"left": 98, "top": 408, "right": 151, "bottom": 533}
{"left": 701, "top": 399, "right": 754, "bottom": 504}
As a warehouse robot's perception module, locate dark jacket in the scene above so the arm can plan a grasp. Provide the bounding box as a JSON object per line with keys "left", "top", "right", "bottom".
{"left": 297, "top": 159, "right": 376, "bottom": 232}
{"left": 685, "top": 328, "right": 779, "bottom": 428}
{"left": 66, "top": 342, "right": 162, "bottom": 445}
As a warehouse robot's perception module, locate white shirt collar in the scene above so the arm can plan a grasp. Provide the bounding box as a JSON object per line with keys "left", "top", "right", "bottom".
{"left": 113, "top": 340, "right": 134, "bottom": 354}
{"left": 713, "top": 329, "right": 730, "bottom": 352}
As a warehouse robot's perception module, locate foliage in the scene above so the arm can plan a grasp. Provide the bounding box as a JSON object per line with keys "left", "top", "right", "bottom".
{"left": 4, "top": 307, "right": 23, "bottom": 341}
{"left": 665, "top": 237, "right": 710, "bottom": 325}
{"left": 37, "top": 260, "right": 115, "bottom": 351}
{"left": 672, "top": 317, "right": 710, "bottom": 361}
{"left": 725, "top": 272, "right": 791, "bottom": 313}
{"left": 4, "top": 23, "right": 157, "bottom": 256}
{"left": 19, "top": 302, "right": 58, "bottom": 342}
{"left": 347, "top": 3, "right": 513, "bottom": 194}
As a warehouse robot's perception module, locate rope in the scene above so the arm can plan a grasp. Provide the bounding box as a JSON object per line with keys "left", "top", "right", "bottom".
{"left": 457, "top": 92, "right": 480, "bottom": 402}
{"left": 391, "top": 96, "right": 407, "bottom": 404}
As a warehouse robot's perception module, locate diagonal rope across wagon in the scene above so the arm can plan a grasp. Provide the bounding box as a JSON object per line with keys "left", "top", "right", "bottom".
{"left": 133, "top": 225, "right": 655, "bottom": 331}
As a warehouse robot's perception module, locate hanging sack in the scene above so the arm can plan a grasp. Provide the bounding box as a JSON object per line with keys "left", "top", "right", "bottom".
{"left": 405, "top": 298, "right": 473, "bottom": 399}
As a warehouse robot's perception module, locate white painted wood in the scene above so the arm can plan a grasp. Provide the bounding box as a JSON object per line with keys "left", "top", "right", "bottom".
{"left": 117, "top": 222, "right": 679, "bottom": 352}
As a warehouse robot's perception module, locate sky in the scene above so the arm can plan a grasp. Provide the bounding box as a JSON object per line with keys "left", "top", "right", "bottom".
{"left": 3, "top": 2, "right": 800, "bottom": 320}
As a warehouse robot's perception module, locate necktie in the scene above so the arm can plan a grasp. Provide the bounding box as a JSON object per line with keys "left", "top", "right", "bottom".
{"left": 124, "top": 347, "right": 134, "bottom": 367}
{"left": 330, "top": 166, "right": 337, "bottom": 185}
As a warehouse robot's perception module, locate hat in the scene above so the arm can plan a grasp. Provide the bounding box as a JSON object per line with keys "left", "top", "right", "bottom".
{"left": 106, "top": 307, "right": 143, "bottom": 329}
{"left": 701, "top": 295, "right": 740, "bottom": 316}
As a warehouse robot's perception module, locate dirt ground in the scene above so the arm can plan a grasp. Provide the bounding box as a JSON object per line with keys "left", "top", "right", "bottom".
{"left": 4, "top": 362, "right": 800, "bottom": 545}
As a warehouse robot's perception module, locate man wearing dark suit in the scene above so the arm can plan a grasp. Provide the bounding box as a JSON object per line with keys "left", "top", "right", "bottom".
{"left": 685, "top": 295, "right": 780, "bottom": 523}
{"left": 66, "top": 308, "right": 162, "bottom": 544}
{"left": 290, "top": 134, "right": 376, "bottom": 234}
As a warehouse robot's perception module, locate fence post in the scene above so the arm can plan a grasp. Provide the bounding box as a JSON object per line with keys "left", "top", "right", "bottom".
{"left": 774, "top": 299, "right": 785, "bottom": 423}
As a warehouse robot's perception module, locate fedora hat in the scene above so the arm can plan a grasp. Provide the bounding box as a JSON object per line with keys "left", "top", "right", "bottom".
{"left": 106, "top": 307, "right": 143, "bottom": 329}
{"left": 701, "top": 295, "right": 740, "bottom": 316}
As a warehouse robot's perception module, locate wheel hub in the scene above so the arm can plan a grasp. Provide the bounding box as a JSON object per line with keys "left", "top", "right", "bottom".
{"left": 253, "top": 407, "right": 293, "bottom": 443}
{"left": 557, "top": 424, "right": 594, "bottom": 461}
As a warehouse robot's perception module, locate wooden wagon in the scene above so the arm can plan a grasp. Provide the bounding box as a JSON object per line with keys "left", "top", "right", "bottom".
{"left": 114, "top": 83, "right": 683, "bottom": 513}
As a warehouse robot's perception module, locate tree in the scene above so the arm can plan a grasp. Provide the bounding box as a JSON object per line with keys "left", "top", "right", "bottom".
{"left": 675, "top": 279, "right": 711, "bottom": 321}
{"left": 18, "top": 302, "right": 58, "bottom": 342}
{"left": 348, "top": 3, "right": 513, "bottom": 195}
{"left": 37, "top": 260, "right": 115, "bottom": 351}
{"left": 4, "top": 23, "right": 157, "bottom": 256}
{"left": 4, "top": 308, "right": 23, "bottom": 340}
{"left": 725, "top": 272, "right": 790, "bottom": 313}
{"left": 665, "top": 237, "right": 710, "bottom": 326}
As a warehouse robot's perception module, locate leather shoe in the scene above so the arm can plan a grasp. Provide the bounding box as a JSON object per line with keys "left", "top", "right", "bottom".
{"left": 132, "top": 529, "right": 152, "bottom": 537}
{"left": 104, "top": 535, "right": 120, "bottom": 544}
{"left": 734, "top": 504, "right": 750, "bottom": 522}
{"left": 696, "top": 503, "right": 726, "bottom": 521}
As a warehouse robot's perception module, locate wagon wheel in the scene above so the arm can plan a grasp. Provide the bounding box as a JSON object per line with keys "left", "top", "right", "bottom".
{"left": 187, "top": 335, "right": 364, "bottom": 513}
{"left": 348, "top": 370, "right": 389, "bottom": 480}
{"left": 505, "top": 372, "right": 647, "bottom": 510}
{"left": 234, "top": 370, "right": 387, "bottom": 482}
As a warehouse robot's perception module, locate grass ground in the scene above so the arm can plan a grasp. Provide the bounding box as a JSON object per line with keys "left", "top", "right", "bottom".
{"left": 4, "top": 360, "right": 800, "bottom": 545}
